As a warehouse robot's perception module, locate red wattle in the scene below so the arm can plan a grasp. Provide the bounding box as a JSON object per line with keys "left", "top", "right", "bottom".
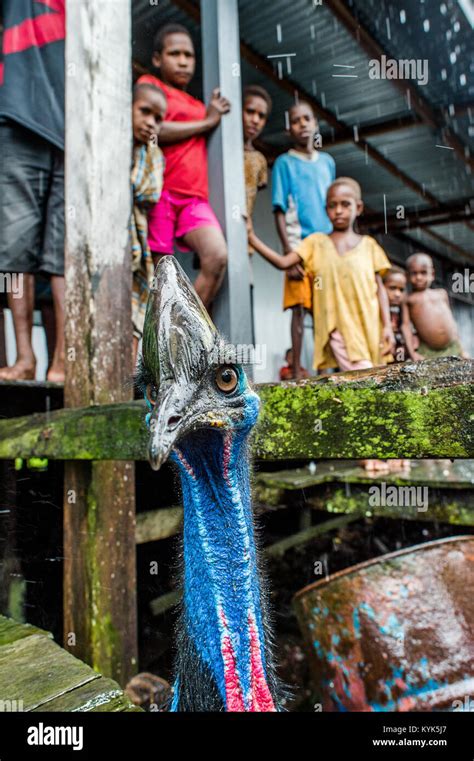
{"left": 248, "top": 612, "right": 276, "bottom": 711}
{"left": 219, "top": 609, "right": 246, "bottom": 711}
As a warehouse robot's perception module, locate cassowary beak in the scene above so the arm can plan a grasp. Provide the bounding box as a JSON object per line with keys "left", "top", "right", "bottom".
{"left": 147, "top": 385, "right": 193, "bottom": 471}
{"left": 140, "top": 257, "right": 223, "bottom": 472}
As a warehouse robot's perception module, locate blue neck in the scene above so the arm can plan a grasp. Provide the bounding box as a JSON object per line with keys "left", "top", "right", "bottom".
{"left": 170, "top": 427, "right": 277, "bottom": 711}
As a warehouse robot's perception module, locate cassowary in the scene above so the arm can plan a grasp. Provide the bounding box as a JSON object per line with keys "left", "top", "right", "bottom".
{"left": 136, "top": 257, "right": 281, "bottom": 712}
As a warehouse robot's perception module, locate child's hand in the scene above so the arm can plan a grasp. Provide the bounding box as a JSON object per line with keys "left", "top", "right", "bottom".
{"left": 206, "top": 88, "right": 231, "bottom": 127}
{"left": 381, "top": 326, "right": 396, "bottom": 356}
{"left": 287, "top": 262, "right": 305, "bottom": 280}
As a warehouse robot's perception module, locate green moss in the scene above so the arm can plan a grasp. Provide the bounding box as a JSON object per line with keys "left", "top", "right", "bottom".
{"left": 0, "top": 361, "right": 472, "bottom": 461}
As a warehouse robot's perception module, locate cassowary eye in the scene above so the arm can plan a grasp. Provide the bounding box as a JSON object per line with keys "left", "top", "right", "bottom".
{"left": 215, "top": 366, "right": 238, "bottom": 394}
{"left": 146, "top": 384, "right": 159, "bottom": 406}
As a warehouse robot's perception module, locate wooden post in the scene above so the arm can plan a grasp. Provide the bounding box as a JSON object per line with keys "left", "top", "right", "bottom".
{"left": 0, "top": 461, "right": 24, "bottom": 621}
{"left": 201, "top": 0, "right": 253, "bottom": 347}
{"left": 63, "top": 0, "right": 137, "bottom": 684}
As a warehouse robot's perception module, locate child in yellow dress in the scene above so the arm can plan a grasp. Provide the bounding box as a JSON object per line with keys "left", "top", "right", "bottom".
{"left": 250, "top": 177, "right": 395, "bottom": 371}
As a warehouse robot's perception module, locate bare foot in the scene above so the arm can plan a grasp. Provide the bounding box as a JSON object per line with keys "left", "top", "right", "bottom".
{"left": 388, "top": 459, "right": 411, "bottom": 472}
{"left": 0, "top": 360, "right": 36, "bottom": 381}
{"left": 360, "top": 459, "right": 390, "bottom": 473}
{"left": 47, "top": 365, "right": 65, "bottom": 383}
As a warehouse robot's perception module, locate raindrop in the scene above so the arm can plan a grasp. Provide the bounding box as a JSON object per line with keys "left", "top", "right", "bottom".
{"left": 440, "top": 3, "right": 448, "bottom": 14}
{"left": 453, "top": 21, "right": 461, "bottom": 32}
{"left": 446, "top": 29, "right": 452, "bottom": 40}
{"left": 441, "top": 68, "right": 447, "bottom": 80}
{"left": 460, "top": 73, "right": 467, "bottom": 86}
{"left": 400, "top": 9, "right": 406, "bottom": 23}
{"left": 450, "top": 51, "right": 457, "bottom": 64}
{"left": 423, "top": 19, "right": 430, "bottom": 32}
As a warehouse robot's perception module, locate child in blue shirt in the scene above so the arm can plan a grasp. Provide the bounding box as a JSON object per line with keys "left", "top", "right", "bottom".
{"left": 272, "top": 101, "right": 335, "bottom": 379}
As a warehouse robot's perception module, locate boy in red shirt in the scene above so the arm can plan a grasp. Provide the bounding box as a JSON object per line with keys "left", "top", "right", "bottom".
{"left": 138, "top": 24, "right": 230, "bottom": 308}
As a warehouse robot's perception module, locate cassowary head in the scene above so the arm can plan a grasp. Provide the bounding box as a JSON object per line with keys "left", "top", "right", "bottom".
{"left": 136, "top": 256, "right": 260, "bottom": 470}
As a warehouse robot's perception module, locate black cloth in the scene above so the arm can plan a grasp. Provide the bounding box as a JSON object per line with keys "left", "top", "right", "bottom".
{"left": 0, "top": 121, "right": 64, "bottom": 275}
{"left": 0, "top": 0, "right": 65, "bottom": 150}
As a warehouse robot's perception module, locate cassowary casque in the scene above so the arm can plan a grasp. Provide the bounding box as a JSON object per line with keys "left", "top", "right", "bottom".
{"left": 136, "top": 257, "right": 282, "bottom": 712}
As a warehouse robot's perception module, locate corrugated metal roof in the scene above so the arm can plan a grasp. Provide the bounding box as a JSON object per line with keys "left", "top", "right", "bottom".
{"left": 132, "top": 0, "right": 473, "bottom": 265}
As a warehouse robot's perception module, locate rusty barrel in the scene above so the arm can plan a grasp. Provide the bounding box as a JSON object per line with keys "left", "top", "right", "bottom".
{"left": 294, "top": 536, "right": 474, "bottom": 711}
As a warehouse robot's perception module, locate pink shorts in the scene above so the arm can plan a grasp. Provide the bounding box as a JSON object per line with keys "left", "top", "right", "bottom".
{"left": 147, "top": 189, "right": 222, "bottom": 254}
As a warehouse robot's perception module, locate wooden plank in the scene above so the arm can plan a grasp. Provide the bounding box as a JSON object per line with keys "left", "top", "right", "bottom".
{"left": 254, "top": 462, "right": 474, "bottom": 526}
{"left": 0, "top": 616, "right": 51, "bottom": 647}
{"left": 0, "top": 359, "right": 472, "bottom": 461}
{"left": 0, "top": 616, "right": 139, "bottom": 712}
{"left": 0, "top": 633, "right": 99, "bottom": 711}
{"left": 310, "top": 487, "right": 474, "bottom": 527}
{"left": 255, "top": 460, "right": 474, "bottom": 494}
{"left": 136, "top": 507, "right": 183, "bottom": 544}
{"left": 265, "top": 515, "right": 361, "bottom": 559}
{"left": 32, "top": 676, "right": 141, "bottom": 712}
{"left": 63, "top": 0, "right": 137, "bottom": 685}
{"left": 254, "top": 358, "right": 474, "bottom": 460}
{"left": 0, "top": 461, "right": 24, "bottom": 620}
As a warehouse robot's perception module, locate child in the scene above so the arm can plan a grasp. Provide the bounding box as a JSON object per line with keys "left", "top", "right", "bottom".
{"left": 272, "top": 101, "right": 336, "bottom": 379}
{"left": 242, "top": 84, "right": 271, "bottom": 342}
{"left": 383, "top": 266, "right": 409, "bottom": 362}
{"left": 401, "top": 253, "right": 466, "bottom": 360}
{"left": 279, "top": 348, "right": 310, "bottom": 381}
{"left": 242, "top": 85, "right": 271, "bottom": 236}
{"left": 137, "top": 23, "right": 231, "bottom": 308}
{"left": 131, "top": 83, "right": 167, "bottom": 366}
{"left": 252, "top": 177, "right": 395, "bottom": 372}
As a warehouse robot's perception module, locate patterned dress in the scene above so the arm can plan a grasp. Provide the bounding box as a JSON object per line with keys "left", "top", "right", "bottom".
{"left": 131, "top": 142, "right": 164, "bottom": 338}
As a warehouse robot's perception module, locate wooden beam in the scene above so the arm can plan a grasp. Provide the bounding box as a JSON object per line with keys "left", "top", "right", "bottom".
{"left": 265, "top": 515, "right": 360, "bottom": 558}
{"left": 0, "top": 462, "right": 24, "bottom": 621}
{"left": 135, "top": 507, "right": 183, "bottom": 544}
{"left": 0, "top": 615, "right": 139, "bottom": 712}
{"left": 64, "top": 0, "right": 137, "bottom": 686}
{"left": 0, "top": 359, "right": 472, "bottom": 461}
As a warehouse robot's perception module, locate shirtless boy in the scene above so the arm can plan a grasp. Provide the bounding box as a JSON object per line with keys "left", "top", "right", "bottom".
{"left": 401, "top": 253, "right": 466, "bottom": 360}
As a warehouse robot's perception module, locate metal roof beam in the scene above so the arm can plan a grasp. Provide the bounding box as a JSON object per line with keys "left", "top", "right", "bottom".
{"left": 325, "top": 0, "right": 473, "bottom": 172}
{"left": 361, "top": 198, "right": 474, "bottom": 231}
{"left": 170, "top": 0, "right": 470, "bottom": 261}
